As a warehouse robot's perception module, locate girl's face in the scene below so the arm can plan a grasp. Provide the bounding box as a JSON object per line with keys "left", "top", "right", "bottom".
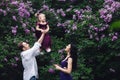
{"left": 65, "top": 44, "right": 71, "bottom": 52}
{"left": 38, "top": 14, "right": 46, "bottom": 22}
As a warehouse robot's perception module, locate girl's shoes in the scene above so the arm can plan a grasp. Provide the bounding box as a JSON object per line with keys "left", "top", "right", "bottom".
{"left": 46, "top": 48, "right": 51, "bottom": 53}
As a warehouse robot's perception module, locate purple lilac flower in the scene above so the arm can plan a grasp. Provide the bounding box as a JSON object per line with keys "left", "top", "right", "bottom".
{"left": 61, "top": 11, "right": 66, "bottom": 17}
{"left": 72, "top": 23, "right": 77, "bottom": 30}
{"left": 109, "top": 68, "right": 115, "bottom": 72}
{"left": 61, "top": 23, "right": 66, "bottom": 27}
{"left": 22, "top": 23, "right": 27, "bottom": 28}
{"left": 48, "top": 68, "right": 55, "bottom": 73}
{"left": 74, "top": 9, "right": 80, "bottom": 15}
{"left": 18, "top": 3, "right": 30, "bottom": 18}
{"left": 104, "top": 14, "right": 112, "bottom": 22}
{"left": 99, "top": 27, "right": 104, "bottom": 31}
{"left": 31, "top": 27, "right": 35, "bottom": 32}
{"left": 65, "top": 30, "right": 70, "bottom": 34}
{"left": 57, "top": 9, "right": 60, "bottom": 14}
{"left": 94, "top": 27, "right": 98, "bottom": 32}
{"left": 70, "top": 0, "right": 77, "bottom": 2}
{"left": 11, "top": 63, "right": 17, "bottom": 67}
{"left": 100, "top": 0, "right": 120, "bottom": 23}
{"left": 112, "top": 35, "right": 118, "bottom": 41}
{"left": 19, "top": 3, "right": 25, "bottom": 8}
{"left": 7, "top": 7, "right": 10, "bottom": 11}
{"left": 88, "top": 30, "right": 91, "bottom": 33}
{"left": 89, "top": 25, "right": 94, "bottom": 28}
{"left": 0, "top": 9, "right": 3, "bottom": 13}
{"left": 4, "top": 58, "right": 8, "bottom": 62}
{"left": 11, "top": 26, "right": 18, "bottom": 35}
{"left": 86, "top": 6, "right": 92, "bottom": 11}
{"left": 57, "top": 23, "right": 62, "bottom": 27}
{"left": 115, "top": 2, "right": 120, "bottom": 9}
{"left": 58, "top": 0, "right": 66, "bottom": 1}
{"left": 66, "top": 8, "right": 72, "bottom": 12}
{"left": 12, "top": 16, "right": 17, "bottom": 21}
{"left": 89, "top": 34, "right": 93, "bottom": 39}
{"left": 94, "top": 33, "right": 98, "bottom": 36}
{"left": 95, "top": 37, "right": 99, "bottom": 41}
{"left": 33, "top": 33, "right": 36, "bottom": 37}
{"left": 49, "top": 9, "right": 55, "bottom": 13}
{"left": 11, "top": 1, "right": 18, "bottom": 6}
{"left": 99, "top": 9, "right": 107, "bottom": 16}
{"left": 3, "top": 10, "right": 7, "bottom": 16}
{"left": 14, "top": 57, "right": 19, "bottom": 61}
{"left": 42, "top": 5, "right": 49, "bottom": 10}
{"left": 61, "top": 20, "right": 71, "bottom": 27}
{"left": 78, "top": 14, "right": 83, "bottom": 20}
{"left": 24, "top": 29, "right": 30, "bottom": 34}
{"left": 104, "top": 0, "right": 114, "bottom": 4}
{"left": 72, "top": 15, "right": 76, "bottom": 20}
{"left": 57, "top": 9, "right": 66, "bottom": 17}
{"left": 115, "top": 32, "right": 118, "bottom": 36}
{"left": 101, "top": 34, "right": 105, "bottom": 39}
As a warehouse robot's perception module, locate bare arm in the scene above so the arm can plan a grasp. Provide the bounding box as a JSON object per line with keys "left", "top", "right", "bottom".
{"left": 45, "top": 25, "right": 50, "bottom": 32}
{"left": 54, "top": 58, "right": 72, "bottom": 74}
{"left": 36, "top": 25, "right": 42, "bottom": 31}
{"left": 37, "top": 32, "right": 45, "bottom": 44}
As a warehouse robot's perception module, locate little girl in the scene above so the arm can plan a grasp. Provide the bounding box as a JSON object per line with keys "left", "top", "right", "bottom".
{"left": 35, "top": 13, "right": 52, "bottom": 52}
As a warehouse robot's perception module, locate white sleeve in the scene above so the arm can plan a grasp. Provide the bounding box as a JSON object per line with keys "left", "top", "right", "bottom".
{"left": 31, "top": 42, "right": 41, "bottom": 51}
{"left": 31, "top": 42, "right": 41, "bottom": 56}
{"left": 34, "top": 49, "right": 44, "bottom": 56}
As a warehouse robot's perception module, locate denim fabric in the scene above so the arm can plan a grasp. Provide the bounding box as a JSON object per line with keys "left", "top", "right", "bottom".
{"left": 30, "top": 76, "right": 36, "bottom": 80}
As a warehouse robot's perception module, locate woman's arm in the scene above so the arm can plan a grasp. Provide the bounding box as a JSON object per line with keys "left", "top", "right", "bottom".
{"left": 54, "top": 58, "right": 72, "bottom": 74}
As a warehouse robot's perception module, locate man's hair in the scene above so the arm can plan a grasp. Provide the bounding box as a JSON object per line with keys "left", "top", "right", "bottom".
{"left": 18, "top": 41, "right": 24, "bottom": 51}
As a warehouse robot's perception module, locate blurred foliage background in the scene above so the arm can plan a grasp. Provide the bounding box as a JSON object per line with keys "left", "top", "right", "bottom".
{"left": 0, "top": 0, "right": 120, "bottom": 80}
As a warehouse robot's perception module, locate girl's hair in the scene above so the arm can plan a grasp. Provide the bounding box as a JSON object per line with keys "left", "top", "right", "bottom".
{"left": 70, "top": 43, "right": 78, "bottom": 70}
{"left": 35, "top": 13, "right": 46, "bottom": 22}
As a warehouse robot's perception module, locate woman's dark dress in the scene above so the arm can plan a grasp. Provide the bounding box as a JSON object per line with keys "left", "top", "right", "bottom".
{"left": 35, "top": 22, "right": 51, "bottom": 50}
{"left": 60, "top": 57, "right": 73, "bottom": 80}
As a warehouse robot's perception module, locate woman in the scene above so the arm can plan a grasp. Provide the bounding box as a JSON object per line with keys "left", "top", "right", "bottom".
{"left": 54, "top": 44, "right": 77, "bottom": 80}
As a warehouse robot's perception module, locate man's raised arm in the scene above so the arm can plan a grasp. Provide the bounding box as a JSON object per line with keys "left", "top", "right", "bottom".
{"left": 37, "top": 31, "right": 46, "bottom": 44}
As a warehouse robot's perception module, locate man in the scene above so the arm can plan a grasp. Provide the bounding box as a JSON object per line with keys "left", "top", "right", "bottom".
{"left": 18, "top": 31, "right": 46, "bottom": 80}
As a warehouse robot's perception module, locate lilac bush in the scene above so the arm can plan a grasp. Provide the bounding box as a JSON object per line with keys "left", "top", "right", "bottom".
{"left": 0, "top": 0, "right": 34, "bottom": 35}
{"left": 0, "top": 0, "right": 120, "bottom": 80}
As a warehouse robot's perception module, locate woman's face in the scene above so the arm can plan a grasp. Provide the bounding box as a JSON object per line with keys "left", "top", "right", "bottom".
{"left": 65, "top": 44, "right": 71, "bottom": 52}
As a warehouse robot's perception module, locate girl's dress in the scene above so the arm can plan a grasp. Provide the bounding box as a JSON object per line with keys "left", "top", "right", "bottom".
{"left": 60, "top": 57, "right": 73, "bottom": 80}
{"left": 35, "top": 22, "right": 51, "bottom": 50}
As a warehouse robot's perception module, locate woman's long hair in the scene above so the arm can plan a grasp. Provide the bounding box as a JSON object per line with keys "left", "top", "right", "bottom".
{"left": 70, "top": 43, "right": 78, "bottom": 70}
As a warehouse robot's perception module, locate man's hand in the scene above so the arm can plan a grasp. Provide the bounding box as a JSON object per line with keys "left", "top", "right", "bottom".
{"left": 41, "top": 29, "right": 48, "bottom": 34}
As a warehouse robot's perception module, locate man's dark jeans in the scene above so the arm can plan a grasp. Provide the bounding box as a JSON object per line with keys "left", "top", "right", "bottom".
{"left": 30, "top": 76, "right": 37, "bottom": 80}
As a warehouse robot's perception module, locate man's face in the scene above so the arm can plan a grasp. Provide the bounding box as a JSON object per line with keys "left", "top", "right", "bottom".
{"left": 22, "top": 42, "right": 30, "bottom": 50}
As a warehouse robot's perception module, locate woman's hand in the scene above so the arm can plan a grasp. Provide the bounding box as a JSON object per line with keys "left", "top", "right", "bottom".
{"left": 54, "top": 64, "right": 61, "bottom": 70}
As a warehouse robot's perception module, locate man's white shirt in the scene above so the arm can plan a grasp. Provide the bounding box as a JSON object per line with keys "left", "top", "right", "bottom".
{"left": 20, "top": 42, "right": 42, "bottom": 80}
